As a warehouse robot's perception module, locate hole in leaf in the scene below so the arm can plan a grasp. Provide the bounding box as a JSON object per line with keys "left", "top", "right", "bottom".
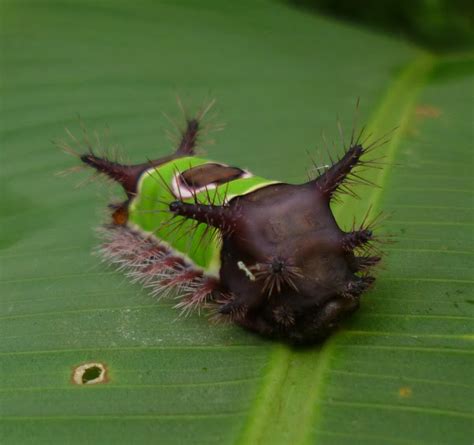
{"left": 82, "top": 366, "right": 102, "bottom": 383}
{"left": 72, "top": 362, "right": 107, "bottom": 385}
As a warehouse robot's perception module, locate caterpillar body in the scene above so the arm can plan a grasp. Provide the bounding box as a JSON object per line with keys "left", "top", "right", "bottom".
{"left": 63, "top": 105, "right": 382, "bottom": 344}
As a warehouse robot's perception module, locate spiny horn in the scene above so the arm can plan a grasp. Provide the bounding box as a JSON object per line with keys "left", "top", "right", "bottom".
{"left": 342, "top": 229, "right": 372, "bottom": 251}
{"left": 80, "top": 154, "right": 144, "bottom": 196}
{"left": 169, "top": 201, "right": 237, "bottom": 233}
{"left": 342, "top": 275, "right": 375, "bottom": 299}
{"left": 176, "top": 118, "right": 199, "bottom": 155}
{"left": 313, "top": 144, "right": 364, "bottom": 198}
{"left": 341, "top": 229, "right": 373, "bottom": 251}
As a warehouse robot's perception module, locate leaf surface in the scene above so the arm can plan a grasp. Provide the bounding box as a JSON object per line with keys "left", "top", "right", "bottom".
{"left": 1, "top": 1, "right": 473, "bottom": 444}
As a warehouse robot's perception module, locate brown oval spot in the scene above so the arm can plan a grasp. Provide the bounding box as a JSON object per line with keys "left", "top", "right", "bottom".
{"left": 415, "top": 105, "right": 442, "bottom": 118}
{"left": 72, "top": 362, "right": 108, "bottom": 385}
{"left": 398, "top": 386, "right": 412, "bottom": 398}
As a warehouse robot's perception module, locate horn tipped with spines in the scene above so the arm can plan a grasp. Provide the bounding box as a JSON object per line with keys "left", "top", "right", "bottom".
{"left": 342, "top": 275, "right": 375, "bottom": 299}
{"left": 169, "top": 201, "right": 238, "bottom": 234}
{"left": 342, "top": 229, "right": 373, "bottom": 251}
{"left": 80, "top": 154, "right": 143, "bottom": 195}
{"left": 313, "top": 144, "right": 364, "bottom": 199}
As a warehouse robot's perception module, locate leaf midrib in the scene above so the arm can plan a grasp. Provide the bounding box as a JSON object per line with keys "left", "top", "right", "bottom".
{"left": 237, "top": 52, "right": 436, "bottom": 445}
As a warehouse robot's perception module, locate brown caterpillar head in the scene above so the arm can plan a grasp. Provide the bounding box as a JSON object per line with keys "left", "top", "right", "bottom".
{"left": 216, "top": 183, "right": 375, "bottom": 343}
{"left": 220, "top": 183, "right": 344, "bottom": 299}
{"left": 169, "top": 143, "right": 381, "bottom": 344}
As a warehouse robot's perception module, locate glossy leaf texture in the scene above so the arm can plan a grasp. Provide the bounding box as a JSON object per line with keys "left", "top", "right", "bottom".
{"left": 1, "top": 1, "right": 473, "bottom": 444}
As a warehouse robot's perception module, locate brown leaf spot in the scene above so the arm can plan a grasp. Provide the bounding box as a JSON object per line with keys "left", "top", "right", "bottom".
{"left": 415, "top": 105, "right": 442, "bottom": 119}
{"left": 398, "top": 386, "right": 412, "bottom": 398}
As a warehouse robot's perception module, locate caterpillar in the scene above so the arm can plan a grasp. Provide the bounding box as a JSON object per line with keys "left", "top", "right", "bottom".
{"left": 60, "top": 102, "right": 383, "bottom": 344}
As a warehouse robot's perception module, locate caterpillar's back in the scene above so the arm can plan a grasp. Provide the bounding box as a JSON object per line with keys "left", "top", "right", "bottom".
{"left": 60, "top": 102, "right": 383, "bottom": 344}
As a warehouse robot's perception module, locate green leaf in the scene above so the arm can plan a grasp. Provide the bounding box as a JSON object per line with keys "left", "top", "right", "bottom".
{"left": 1, "top": 1, "right": 473, "bottom": 444}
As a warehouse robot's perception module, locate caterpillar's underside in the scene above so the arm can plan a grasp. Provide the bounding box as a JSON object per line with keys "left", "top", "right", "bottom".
{"left": 60, "top": 102, "right": 384, "bottom": 344}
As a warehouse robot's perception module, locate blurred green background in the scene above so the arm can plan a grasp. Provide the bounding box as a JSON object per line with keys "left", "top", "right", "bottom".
{"left": 1, "top": 1, "right": 473, "bottom": 444}
{"left": 291, "top": 0, "right": 474, "bottom": 50}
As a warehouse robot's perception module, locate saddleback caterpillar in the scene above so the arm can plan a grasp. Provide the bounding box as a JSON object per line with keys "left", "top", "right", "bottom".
{"left": 59, "top": 101, "right": 384, "bottom": 344}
